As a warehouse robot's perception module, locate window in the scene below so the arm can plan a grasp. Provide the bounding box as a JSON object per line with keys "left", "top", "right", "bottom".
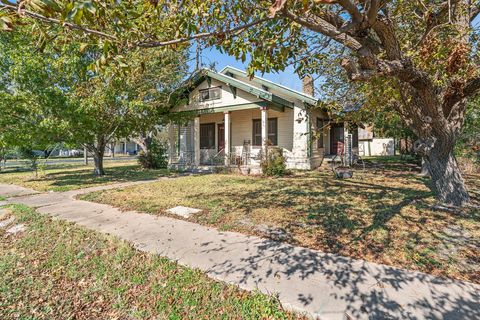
{"left": 317, "top": 118, "right": 325, "bottom": 149}
{"left": 199, "top": 87, "right": 222, "bottom": 102}
{"left": 200, "top": 123, "right": 215, "bottom": 149}
{"left": 252, "top": 118, "right": 278, "bottom": 146}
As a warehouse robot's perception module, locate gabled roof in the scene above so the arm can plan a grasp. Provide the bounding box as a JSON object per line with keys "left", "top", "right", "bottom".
{"left": 201, "top": 68, "right": 294, "bottom": 108}
{"left": 220, "top": 66, "right": 319, "bottom": 106}
{"left": 173, "top": 67, "right": 321, "bottom": 111}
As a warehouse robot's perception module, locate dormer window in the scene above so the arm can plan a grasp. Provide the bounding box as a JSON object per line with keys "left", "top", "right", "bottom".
{"left": 199, "top": 86, "right": 222, "bottom": 102}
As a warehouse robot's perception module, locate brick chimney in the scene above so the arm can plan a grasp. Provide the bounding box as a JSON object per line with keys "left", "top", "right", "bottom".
{"left": 302, "top": 75, "right": 314, "bottom": 96}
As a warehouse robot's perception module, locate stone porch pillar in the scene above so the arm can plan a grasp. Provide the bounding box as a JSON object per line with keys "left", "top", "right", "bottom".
{"left": 224, "top": 111, "right": 230, "bottom": 166}
{"left": 260, "top": 106, "right": 268, "bottom": 158}
{"left": 194, "top": 116, "right": 201, "bottom": 166}
{"left": 292, "top": 105, "right": 310, "bottom": 169}
{"left": 168, "top": 122, "right": 176, "bottom": 165}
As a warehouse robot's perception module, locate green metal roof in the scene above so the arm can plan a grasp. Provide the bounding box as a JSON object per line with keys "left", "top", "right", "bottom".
{"left": 220, "top": 66, "right": 319, "bottom": 106}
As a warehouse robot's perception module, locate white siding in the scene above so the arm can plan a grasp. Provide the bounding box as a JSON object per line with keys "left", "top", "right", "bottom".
{"left": 310, "top": 108, "right": 330, "bottom": 166}
{"left": 175, "top": 79, "right": 263, "bottom": 112}
{"left": 198, "top": 108, "right": 294, "bottom": 151}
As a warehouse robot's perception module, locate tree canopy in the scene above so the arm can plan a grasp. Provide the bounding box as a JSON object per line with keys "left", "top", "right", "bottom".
{"left": 0, "top": 26, "right": 188, "bottom": 174}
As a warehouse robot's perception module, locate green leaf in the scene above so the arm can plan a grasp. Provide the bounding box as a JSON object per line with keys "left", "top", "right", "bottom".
{"left": 79, "top": 43, "right": 89, "bottom": 53}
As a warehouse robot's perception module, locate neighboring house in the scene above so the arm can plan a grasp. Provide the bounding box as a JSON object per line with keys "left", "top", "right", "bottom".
{"left": 109, "top": 139, "right": 140, "bottom": 156}
{"left": 168, "top": 66, "right": 361, "bottom": 172}
{"left": 57, "top": 140, "right": 140, "bottom": 158}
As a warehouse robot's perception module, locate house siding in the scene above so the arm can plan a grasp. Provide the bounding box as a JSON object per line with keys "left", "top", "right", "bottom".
{"left": 196, "top": 108, "right": 294, "bottom": 165}
{"left": 175, "top": 79, "right": 263, "bottom": 112}
{"left": 310, "top": 108, "right": 330, "bottom": 168}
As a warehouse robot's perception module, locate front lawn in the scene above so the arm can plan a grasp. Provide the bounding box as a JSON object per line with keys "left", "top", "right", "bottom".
{"left": 0, "top": 204, "right": 300, "bottom": 319}
{"left": 81, "top": 157, "right": 480, "bottom": 283}
{"left": 0, "top": 161, "right": 172, "bottom": 192}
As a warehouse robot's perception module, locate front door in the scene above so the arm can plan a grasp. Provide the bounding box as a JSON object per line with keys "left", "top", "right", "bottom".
{"left": 218, "top": 123, "right": 225, "bottom": 151}
{"left": 330, "top": 124, "right": 345, "bottom": 155}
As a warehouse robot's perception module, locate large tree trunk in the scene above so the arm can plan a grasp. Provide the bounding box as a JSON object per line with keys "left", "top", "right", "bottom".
{"left": 93, "top": 150, "right": 105, "bottom": 176}
{"left": 424, "top": 144, "right": 470, "bottom": 207}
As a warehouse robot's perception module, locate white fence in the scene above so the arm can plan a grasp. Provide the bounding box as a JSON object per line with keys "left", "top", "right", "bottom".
{"left": 359, "top": 138, "right": 395, "bottom": 156}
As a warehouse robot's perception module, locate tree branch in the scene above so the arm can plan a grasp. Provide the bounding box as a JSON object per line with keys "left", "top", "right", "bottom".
{"left": 282, "top": 10, "right": 363, "bottom": 51}
{"left": 366, "top": 0, "right": 380, "bottom": 25}
{"left": 338, "top": 0, "right": 363, "bottom": 22}
{"left": 1, "top": 3, "right": 117, "bottom": 41}
{"left": 136, "top": 17, "right": 272, "bottom": 48}
{"left": 463, "top": 76, "right": 480, "bottom": 97}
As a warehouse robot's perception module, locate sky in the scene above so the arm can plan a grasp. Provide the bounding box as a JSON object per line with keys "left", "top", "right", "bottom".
{"left": 192, "top": 47, "right": 305, "bottom": 93}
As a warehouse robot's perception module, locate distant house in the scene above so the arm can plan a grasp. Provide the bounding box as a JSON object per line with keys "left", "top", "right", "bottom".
{"left": 167, "top": 67, "right": 363, "bottom": 172}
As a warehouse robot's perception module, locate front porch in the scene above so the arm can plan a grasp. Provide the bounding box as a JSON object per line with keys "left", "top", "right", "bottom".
{"left": 168, "top": 102, "right": 312, "bottom": 171}
{"left": 168, "top": 96, "right": 361, "bottom": 172}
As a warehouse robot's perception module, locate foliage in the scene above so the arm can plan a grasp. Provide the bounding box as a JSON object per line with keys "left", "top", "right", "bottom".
{"left": 261, "top": 147, "right": 287, "bottom": 177}
{"left": 0, "top": 27, "right": 188, "bottom": 175}
{"left": 457, "top": 100, "right": 480, "bottom": 162}
{"left": 138, "top": 140, "right": 168, "bottom": 169}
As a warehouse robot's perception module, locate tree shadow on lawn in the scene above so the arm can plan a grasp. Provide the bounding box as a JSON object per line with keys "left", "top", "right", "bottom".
{"left": 362, "top": 156, "right": 421, "bottom": 172}
{"left": 192, "top": 174, "right": 433, "bottom": 255}
{"left": 41, "top": 165, "right": 171, "bottom": 190}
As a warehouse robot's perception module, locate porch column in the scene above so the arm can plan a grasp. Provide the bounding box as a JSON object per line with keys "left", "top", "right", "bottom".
{"left": 168, "top": 122, "right": 176, "bottom": 165}
{"left": 123, "top": 139, "right": 127, "bottom": 154}
{"left": 260, "top": 106, "right": 268, "bottom": 157}
{"left": 224, "top": 111, "right": 230, "bottom": 166}
{"left": 292, "top": 105, "right": 310, "bottom": 169}
{"left": 194, "top": 116, "right": 201, "bottom": 166}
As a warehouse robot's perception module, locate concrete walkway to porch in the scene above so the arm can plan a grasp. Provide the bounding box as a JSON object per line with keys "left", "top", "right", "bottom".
{"left": 1, "top": 183, "right": 479, "bottom": 320}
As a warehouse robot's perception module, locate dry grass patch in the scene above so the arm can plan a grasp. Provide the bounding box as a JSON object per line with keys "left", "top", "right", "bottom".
{"left": 82, "top": 158, "right": 480, "bottom": 284}
{"left": 0, "top": 161, "right": 172, "bottom": 192}
{"left": 0, "top": 204, "right": 302, "bottom": 320}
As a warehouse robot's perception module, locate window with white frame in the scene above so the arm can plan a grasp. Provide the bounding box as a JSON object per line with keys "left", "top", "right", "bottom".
{"left": 199, "top": 87, "right": 222, "bottom": 102}
{"left": 252, "top": 118, "right": 278, "bottom": 146}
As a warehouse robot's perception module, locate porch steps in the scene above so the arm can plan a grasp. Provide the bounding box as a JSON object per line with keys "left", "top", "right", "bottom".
{"left": 320, "top": 155, "right": 343, "bottom": 168}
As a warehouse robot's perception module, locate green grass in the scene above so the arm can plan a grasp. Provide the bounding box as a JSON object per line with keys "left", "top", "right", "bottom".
{"left": 0, "top": 161, "right": 173, "bottom": 192}
{"left": 81, "top": 157, "right": 480, "bottom": 284}
{"left": 0, "top": 204, "right": 302, "bottom": 319}
{"left": 0, "top": 196, "right": 6, "bottom": 201}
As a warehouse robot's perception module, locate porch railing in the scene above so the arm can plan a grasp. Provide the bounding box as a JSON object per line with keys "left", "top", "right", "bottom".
{"left": 171, "top": 150, "right": 195, "bottom": 166}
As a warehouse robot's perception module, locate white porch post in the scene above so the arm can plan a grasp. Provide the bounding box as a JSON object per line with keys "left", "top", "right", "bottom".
{"left": 260, "top": 106, "right": 268, "bottom": 158}
{"left": 123, "top": 138, "right": 127, "bottom": 154}
{"left": 168, "top": 122, "right": 176, "bottom": 165}
{"left": 194, "top": 116, "right": 201, "bottom": 166}
{"left": 224, "top": 111, "right": 230, "bottom": 166}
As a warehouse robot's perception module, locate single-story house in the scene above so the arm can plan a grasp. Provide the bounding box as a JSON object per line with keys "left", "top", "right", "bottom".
{"left": 168, "top": 66, "right": 360, "bottom": 172}
{"left": 109, "top": 139, "right": 140, "bottom": 156}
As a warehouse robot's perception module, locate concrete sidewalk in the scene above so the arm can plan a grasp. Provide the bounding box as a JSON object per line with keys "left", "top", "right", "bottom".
{"left": 1, "top": 183, "right": 479, "bottom": 320}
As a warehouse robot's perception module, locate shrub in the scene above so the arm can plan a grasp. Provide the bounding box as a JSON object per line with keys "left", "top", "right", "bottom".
{"left": 261, "top": 147, "right": 287, "bottom": 176}
{"left": 138, "top": 140, "right": 168, "bottom": 169}
{"left": 17, "top": 147, "right": 41, "bottom": 177}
